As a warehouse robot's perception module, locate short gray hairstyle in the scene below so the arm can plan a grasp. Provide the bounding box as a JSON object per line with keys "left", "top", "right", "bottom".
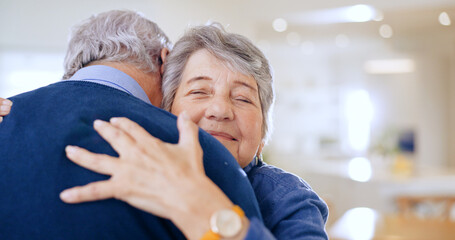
{"left": 63, "top": 10, "right": 172, "bottom": 79}
{"left": 161, "top": 23, "right": 275, "bottom": 142}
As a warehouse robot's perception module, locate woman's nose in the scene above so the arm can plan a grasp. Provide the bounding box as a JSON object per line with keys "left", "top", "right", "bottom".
{"left": 205, "top": 97, "right": 234, "bottom": 121}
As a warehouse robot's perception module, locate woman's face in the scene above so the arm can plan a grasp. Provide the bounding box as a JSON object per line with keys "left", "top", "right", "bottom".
{"left": 171, "top": 49, "right": 263, "bottom": 168}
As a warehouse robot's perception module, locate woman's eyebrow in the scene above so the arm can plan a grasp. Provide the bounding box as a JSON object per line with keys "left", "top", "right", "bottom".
{"left": 234, "top": 80, "right": 257, "bottom": 91}
{"left": 186, "top": 75, "right": 212, "bottom": 84}
{"left": 185, "top": 76, "right": 257, "bottom": 92}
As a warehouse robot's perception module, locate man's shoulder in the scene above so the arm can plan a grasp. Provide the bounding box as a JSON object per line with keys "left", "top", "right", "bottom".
{"left": 0, "top": 81, "right": 187, "bottom": 240}
{"left": 4, "top": 80, "right": 263, "bottom": 222}
{"left": 11, "top": 80, "right": 176, "bottom": 130}
{"left": 16, "top": 81, "right": 155, "bottom": 109}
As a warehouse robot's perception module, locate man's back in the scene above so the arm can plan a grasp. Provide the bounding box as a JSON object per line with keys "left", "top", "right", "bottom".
{"left": 0, "top": 81, "right": 261, "bottom": 239}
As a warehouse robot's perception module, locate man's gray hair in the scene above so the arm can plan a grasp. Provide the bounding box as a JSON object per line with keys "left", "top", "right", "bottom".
{"left": 161, "top": 23, "right": 275, "bottom": 143}
{"left": 63, "top": 10, "right": 172, "bottom": 79}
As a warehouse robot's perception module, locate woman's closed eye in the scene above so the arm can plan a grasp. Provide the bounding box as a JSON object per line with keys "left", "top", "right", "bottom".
{"left": 236, "top": 98, "right": 251, "bottom": 103}
{"left": 234, "top": 96, "right": 254, "bottom": 105}
{"left": 189, "top": 89, "right": 210, "bottom": 95}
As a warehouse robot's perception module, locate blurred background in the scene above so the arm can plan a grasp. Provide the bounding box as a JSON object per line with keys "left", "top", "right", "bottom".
{"left": 1, "top": 0, "right": 455, "bottom": 238}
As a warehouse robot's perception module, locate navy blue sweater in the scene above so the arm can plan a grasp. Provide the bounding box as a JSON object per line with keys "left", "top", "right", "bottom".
{"left": 0, "top": 81, "right": 261, "bottom": 239}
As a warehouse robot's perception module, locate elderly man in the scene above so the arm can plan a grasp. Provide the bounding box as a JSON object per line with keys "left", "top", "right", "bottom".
{"left": 0, "top": 10, "right": 261, "bottom": 239}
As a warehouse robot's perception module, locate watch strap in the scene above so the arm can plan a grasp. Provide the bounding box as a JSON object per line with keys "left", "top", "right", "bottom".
{"left": 200, "top": 230, "right": 221, "bottom": 240}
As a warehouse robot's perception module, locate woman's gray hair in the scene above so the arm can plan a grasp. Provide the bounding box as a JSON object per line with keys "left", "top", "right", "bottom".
{"left": 161, "top": 23, "right": 275, "bottom": 143}
{"left": 63, "top": 10, "right": 172, "bottom": 79}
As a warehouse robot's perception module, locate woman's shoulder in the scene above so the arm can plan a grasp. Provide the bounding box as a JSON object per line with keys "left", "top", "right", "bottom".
{"left": 247, "top": 161, "right": 329, "bottom": 237}
{"left": 247, "top": 161, "right": 313, "bottom": 193}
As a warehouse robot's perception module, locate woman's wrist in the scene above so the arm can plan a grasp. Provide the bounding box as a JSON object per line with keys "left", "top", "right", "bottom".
{"left": 169, "top": 176, "right": 235, "bottom": 240}
{"left": 201, "top": 206, "right": 250, "bottom": 240}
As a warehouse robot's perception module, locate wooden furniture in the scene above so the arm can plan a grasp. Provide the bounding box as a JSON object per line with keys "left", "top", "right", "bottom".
{"left": 328, "top": 207, "right": 455, "bottom": 240}
{"left": 396, "top": 195, "right": 455, "bottom": 220}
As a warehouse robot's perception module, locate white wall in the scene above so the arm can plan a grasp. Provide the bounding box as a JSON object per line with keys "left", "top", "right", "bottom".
{"left": 1, "top": 0, "right": 454, "bottom": 167}
{"left": 450, "top": 41, "right": 455, "bottom": 167}
{"left": 0, "top": 0, "right": 257, "bottom": 50}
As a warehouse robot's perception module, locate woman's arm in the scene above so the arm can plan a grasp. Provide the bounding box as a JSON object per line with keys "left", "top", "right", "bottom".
{"left": 60, "top": 113, "right": 255, "bottom": 240}
{"left": 0, "top": 98, "right": 12, "bottom": 122}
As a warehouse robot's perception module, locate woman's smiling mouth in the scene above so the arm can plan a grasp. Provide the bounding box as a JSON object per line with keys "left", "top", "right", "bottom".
{"left": 205, "top": 130, "right": 238, "bottom": 141}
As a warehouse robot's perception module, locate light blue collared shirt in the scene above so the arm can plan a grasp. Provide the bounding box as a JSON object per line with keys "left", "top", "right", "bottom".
{"left": 67, "top": 65, "right": 152, "bottom": 105}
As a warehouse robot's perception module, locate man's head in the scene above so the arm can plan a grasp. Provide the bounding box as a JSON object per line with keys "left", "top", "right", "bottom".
{"left": 63, "top": 10, "right": 171, "bottom": 80}
{"left": 62, "top": 10, "right": 172, "bottom": 106}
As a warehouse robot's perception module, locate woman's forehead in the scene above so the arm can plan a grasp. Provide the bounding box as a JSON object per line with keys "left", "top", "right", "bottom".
{"left": 182, "top": 49, "right": 258, "bottom": 89}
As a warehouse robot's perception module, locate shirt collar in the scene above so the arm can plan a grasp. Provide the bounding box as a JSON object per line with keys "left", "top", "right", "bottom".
{"left": 243, "top": 157, "right": 260, "bottom": 174}
{"left": 68, "top": 65, "right": 152, "bottom": 105}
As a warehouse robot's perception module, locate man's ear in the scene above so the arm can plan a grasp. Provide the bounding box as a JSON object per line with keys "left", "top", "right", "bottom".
{"left": 160, "top": 48, "right": 169, "bottom": 75}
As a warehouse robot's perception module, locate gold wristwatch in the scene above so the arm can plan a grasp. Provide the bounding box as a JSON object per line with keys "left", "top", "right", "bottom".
{"left": 201, "top": 205, "right": 245, "bottom": 240}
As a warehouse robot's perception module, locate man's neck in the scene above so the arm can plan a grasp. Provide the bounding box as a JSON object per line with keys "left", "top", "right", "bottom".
{"left": 88, "top": 62, "right": 162, "bottom": 107}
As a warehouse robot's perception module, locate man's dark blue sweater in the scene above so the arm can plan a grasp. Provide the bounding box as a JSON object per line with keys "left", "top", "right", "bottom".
{"left": 0, "top": 79, "right": 261, "bottom": 239}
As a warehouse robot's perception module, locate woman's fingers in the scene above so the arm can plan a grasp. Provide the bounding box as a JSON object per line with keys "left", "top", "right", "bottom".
{"left": 177, "top": 111, "right": 200, "bottom": 149}
{"left": 0, "top": 98, "right": 12, "bottom": 106}
{"left": 60, "top": 180, "right": 114, "bottom": 203}
{"left": 0, "top": 99, "right": 12, "bottom": 116}
{"left": 93, "top": 119, "right": 136, "bottom": 157}
{"left": 109, "top": 117, "right": 161, "bottom": 147}
{"left": 177, "top": 112, "right": 204, "bottom": 173}
{"left": 65, "top": 145, "right": 117, "bottom": 175}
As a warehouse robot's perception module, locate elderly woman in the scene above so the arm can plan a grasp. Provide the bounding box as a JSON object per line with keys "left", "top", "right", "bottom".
{"left": 0, "top": 24, "right": 328, "bottom": 239}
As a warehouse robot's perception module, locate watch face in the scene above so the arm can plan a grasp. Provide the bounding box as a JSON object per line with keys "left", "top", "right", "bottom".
{"left": 211, "top": 209, "right": 243, "bottom": 238}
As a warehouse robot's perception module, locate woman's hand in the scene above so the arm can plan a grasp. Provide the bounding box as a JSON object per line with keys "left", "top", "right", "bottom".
{"left": 60, "top": 113, "right": 237, "bottom": 240}
{"left": 0, "top": 98, "right": 13, "bottom": 123}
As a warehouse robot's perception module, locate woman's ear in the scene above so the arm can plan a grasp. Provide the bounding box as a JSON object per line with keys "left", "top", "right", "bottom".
{"left": 160, "top": 48, "right": 170, "bottom": 75}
